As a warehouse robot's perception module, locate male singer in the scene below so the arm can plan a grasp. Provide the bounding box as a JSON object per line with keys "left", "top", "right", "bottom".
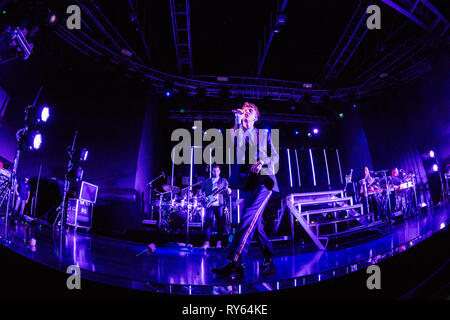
{"left": 212, "top": 102, "right": 279, "bottom": 276}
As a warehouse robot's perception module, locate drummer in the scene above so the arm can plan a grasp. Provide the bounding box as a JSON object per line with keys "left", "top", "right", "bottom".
{"left": 200, "top": 164, "right": 232, "bottom": 249}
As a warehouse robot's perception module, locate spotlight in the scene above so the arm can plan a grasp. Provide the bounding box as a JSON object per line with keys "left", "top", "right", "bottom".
{"left": 29, "top": 131, "right": 42, "bottom": 150}
{"left": 353, "top": 104, "right": 357, "bottom": 108}
{"left": 49, "top": 14, "right": 57, "bottom": 25}
{"left": 432, "top": 164, "right": 439, "bottom": 172}
{"left": 38, "top": 105, "right": 50, "bottom": 123}
{"left": 312, "top": 128, "right": 319, "bottom": 135}
{"left": 307, "top": 132, "right": 312, "bottom": 138}
{"left": 429, "top": 150, "right": 435, "bottom": 158}
{"left": 339, "top": 113, "right": 344, "bottom": 118}
{"left": 295, "top": 130, "right": 299, "bottom": 135}
{"left": 165, "top": 91, "right": 172, "bottom": 97}
{"left": 192, "top": 125, "right": 197, "bottom": 130}
{"left": 80, "top": 148, "right": 89, "bottom": 162}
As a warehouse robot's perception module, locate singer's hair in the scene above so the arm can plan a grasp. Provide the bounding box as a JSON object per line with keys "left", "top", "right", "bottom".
{"left": 212, "top": 164, "right": 221, "bottom": 170}
{"left": 242, "top": 101, "right": 260, "bottom": 119}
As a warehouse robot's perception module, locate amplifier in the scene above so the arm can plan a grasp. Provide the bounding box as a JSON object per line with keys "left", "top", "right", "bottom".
{"left": 66, "top": 198, "right": 93, "bottom": 230}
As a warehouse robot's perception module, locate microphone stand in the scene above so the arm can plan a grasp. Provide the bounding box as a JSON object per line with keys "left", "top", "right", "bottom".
{"left": 146, "top": 172, "right": 165, "bottom": 221}
{"left": 32, "top": 162, "right": 43, "bottom": 218}
{"left": 377, "top": 170, "right": 391, "bottom": 221}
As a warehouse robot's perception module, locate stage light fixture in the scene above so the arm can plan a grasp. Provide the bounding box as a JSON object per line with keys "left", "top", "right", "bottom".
{"left": 38, "top": 105, "right": 50, "bottom": 123}
{"left": 295, "top": 130, "right": 299, "bottom": 135}
{"left": 339, "top": 113, "right": 344, "bottom": 118}
{"left": 80, "top": 148, "right": 89, "bottom": 162}
{"left": 165, "top": 91, "right": 172, "bottom": 97}
{"left": 432, "top": 164, "right": 438, "bottom": 172}
{"left": 353, "top": 104, "right": 357, "bottom": 108}
{"left": 192, "top": 125, "right": 197, "bottom": 130}
{"left": 429, "top": 150, "right": 435, "bottom": 158}
{"left": 312, "top": 128, "right": 319, "bottom": 135}
{"left": 29, "top": 131, "right": 42, "bottom": 150}
{"left": 307, "top": 132, "right": 312, "bottom": 138}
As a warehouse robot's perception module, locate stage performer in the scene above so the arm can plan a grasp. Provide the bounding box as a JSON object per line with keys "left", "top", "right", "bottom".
{"left": 200, "top": 164, "right": 232, "bottom": 249}
{"left": 212, "top": 102, "right": 279, "bottom": 276}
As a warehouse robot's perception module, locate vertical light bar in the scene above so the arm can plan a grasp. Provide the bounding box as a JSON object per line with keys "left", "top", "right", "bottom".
{"left": 171, "top": 148, "right": 175, "bottom": 186}
{"left": 189, "top": 147, "right": 194, "bottom": 191}
{"left": 237, "top": 189, "right": 240, "bottom": 224}
{"left": 323, "top": 149, "right": 330, "bottom": 186}
{"left": 228, "top": 147, "right": 231, "bottom": 177}
{"left": 309, "top": 148, "right": 316, "bottom": 186}
{"left": 287, "top": 148, "right": 293, "bottom": 187}
{"left": 209, "top": 148, "right": 212, "bottom": 178}
{"left": 336, "top": 149, "right": 343, "bottom": 184}
{"left": 171, "top": 148, "right": 175, "bottom": 200}
{"left": 294, "top": 149, "right": 301, "bottom": 187}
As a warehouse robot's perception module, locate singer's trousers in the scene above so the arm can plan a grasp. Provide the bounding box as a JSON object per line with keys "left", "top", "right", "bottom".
{"left": 227, "top": 184, "right": 274, "bottom": 263}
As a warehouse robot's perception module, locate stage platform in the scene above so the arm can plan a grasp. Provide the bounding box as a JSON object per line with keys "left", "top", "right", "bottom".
{"left": 0, "top": 202, "right": 449, "bottom": 295}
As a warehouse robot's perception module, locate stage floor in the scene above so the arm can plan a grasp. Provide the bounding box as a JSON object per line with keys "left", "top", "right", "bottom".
{"left": 1, "top": 202, "right": 449, "bottom": 295}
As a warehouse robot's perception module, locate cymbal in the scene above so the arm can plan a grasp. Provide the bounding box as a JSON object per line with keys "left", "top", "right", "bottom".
{"left": 162, "top": 184, "right": 180, "bottom": 193}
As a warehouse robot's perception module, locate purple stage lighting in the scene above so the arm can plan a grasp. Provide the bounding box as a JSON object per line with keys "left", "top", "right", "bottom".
{"left": 295, "top": 130, "right": 299, "bottom": 135}
{"left": 38, "top": 105, "right": 50, "bottom": 123}
{"left": 312, "top": 128, "right": 319, "bottom": 135}
{"left": 80, "top": 148, "right": 89, "bottom": 162}
{"left": 429, "top": 150, "right": 435, "bottom": 158}
{"left": 165, "top": 91, "right": 171, "bottom": 97}
{"left": 31, "top": 132, "right": 42, "bottom": 150}
{"left": 432, "top": 164, "right": 438, "bottom": 172}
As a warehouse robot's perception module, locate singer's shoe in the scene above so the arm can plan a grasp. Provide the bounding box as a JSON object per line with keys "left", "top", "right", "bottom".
{"left": 211, "top": 261, "right": 244, "bottom": 276}
{"left": 260, "top": 258, "right": 276, "bottom": 275}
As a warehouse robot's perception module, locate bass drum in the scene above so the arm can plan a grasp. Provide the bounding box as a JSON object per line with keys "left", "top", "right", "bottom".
{"left": 166, "top": 207, "right": 186, "bottom": 231}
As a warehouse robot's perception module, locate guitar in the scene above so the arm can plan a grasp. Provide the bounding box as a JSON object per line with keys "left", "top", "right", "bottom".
{"left": 202, "top": 186, "right": 229, "bottom": 208}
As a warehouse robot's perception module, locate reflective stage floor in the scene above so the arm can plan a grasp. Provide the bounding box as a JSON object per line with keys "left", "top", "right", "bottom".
{"left": 0, "top": 202, "right": 449, "bottom": 295}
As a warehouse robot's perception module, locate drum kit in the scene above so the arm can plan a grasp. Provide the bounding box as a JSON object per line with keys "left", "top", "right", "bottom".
{"left": 152, "top": 182, "right": 206, "bottom": 232}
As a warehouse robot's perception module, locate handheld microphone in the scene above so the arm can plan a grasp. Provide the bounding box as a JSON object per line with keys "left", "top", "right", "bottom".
{"left": 161, "top": 171, "right": 165, "bottom": 179}
{"left": 232, "top": 109, "right": 244, "bottom": 114}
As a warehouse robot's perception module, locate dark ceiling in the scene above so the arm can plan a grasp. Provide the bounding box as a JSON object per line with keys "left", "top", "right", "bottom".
{"left": 1, "top": 0, "right": 450, "bottom": 90}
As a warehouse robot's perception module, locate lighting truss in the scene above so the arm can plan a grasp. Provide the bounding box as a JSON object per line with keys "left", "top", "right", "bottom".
{"left": 318, "top": 0, "right": 369, "bottom": 83}
{"left": 381, "top": 0, "right": 449, "bottom": 37}
{"left": 257, "top": 0, "right": 289, "bottom": 77}
{"left": 169, "top": 0, "right": 193, "bottom": 74}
